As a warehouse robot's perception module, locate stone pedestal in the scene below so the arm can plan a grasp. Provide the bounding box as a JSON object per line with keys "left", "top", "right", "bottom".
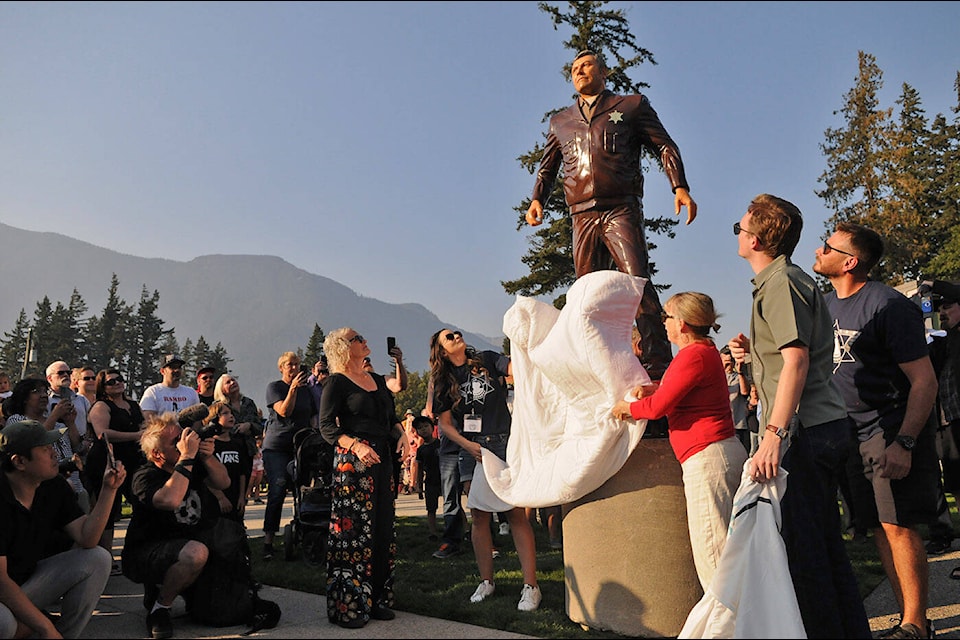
{"left": 562, "top": 438, "right": 702, "bottom": 637}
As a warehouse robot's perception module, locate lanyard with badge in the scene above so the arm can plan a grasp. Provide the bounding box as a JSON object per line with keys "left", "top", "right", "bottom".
{"left": 461, "top": 369, "right": 483, "bottom": 434}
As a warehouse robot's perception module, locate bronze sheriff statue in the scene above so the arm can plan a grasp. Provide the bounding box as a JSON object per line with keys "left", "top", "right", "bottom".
{"left": 527, "top": 49, "right": 697, "bottom": 380}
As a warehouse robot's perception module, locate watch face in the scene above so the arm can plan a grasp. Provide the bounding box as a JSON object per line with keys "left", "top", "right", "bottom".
{"left": 896, "top": 435, "right": 916, "bottom": 450}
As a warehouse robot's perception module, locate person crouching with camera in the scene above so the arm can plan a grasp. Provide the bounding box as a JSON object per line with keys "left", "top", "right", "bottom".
{"left": 120, "top": 407, "right": 230, "bottom": 639}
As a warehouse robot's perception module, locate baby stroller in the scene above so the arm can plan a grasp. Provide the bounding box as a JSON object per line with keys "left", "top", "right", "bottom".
{"left": 283, "top": 428, "right": 335, "bottom": 566}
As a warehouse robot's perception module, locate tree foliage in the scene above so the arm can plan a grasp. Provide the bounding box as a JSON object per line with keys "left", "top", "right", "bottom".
{"left": 394, "top": 370, "right": 430, "bottom": 419}
{"left": 503, "top": 0, "right": 677, "bottom": 307}
{"left": 818, "top": 52, "right": 960, "bottom": 284}
{"left": 0, "top": 274, "right": 233, "bottom": 399}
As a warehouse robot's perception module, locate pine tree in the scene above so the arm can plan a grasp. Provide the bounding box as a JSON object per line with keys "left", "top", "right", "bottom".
{"left": 926, "top": 73, "right": 960, "bottom": 278}
{"left": 85, "top": 274, "right": 133, "bottom": 375}
{"left": 503, "top": 0, "right": 676, "bottom": 305}
{"left": 304, "top": 324, "right": 326, "bottom": 367}
{"left": 0, "top": 310, "right": 32, "bottom": 379}
{"left": 817, "top": 51, "right": 893, "bottom": 235}
{"left": 128, "top": 286, "right": 167, "bottom": 400}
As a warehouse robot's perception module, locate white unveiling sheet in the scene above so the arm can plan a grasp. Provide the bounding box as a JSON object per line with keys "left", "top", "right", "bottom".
{"left": 482, "top": 270, "right": 651, "bottom": 507}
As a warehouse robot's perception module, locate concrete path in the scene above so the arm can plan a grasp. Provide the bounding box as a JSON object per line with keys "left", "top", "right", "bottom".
{"left": 80, "top": 492, "right": 960, "bottom": 638}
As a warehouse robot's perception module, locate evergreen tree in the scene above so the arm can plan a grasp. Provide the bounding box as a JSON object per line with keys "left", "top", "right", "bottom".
{"left": 304, "top": 324, "right": 326, "bottom": 367}
{"left": 818, "top": 52, "right": 960, "bottom": 285}
{"left": 926, "top": 73, "right": 960, "bottom": 278}
{"left": 128, "top": 286, "right": 167, "bottom": 400}
{"left": 31, "top": 297, "right": 54, "bottom": 370}
{"left": 191, "top": 336, "right": 212, "bottom": 379}
{"left": 817, "top": 52, "right": 894, "bottom": 274}
{"left": 65, "top": 289, "right": 90, "bottom": 366}
{"left": 0, "top": 310, "right": 32, "bottom": 379}
{"left": 85, "top": 274, "right": 133, "bottom": 375}
{"left": 206, "top": 343, "right": 232, "bottom": 378}
{"left": 503, "top": 0, "right": 676, "bottom": 306}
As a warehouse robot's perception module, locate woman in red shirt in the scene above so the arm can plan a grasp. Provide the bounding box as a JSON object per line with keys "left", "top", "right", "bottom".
{"left": 612, "top": 291, "right": 747, "bottom": 591}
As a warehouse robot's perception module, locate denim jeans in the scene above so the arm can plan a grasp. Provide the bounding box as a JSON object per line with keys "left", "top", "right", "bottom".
{"left": 262, "top": 448, "right": 293, "bottom": 535}
{"left": 438, "top": 451, "right": 463, "bottom": 547}
{"left": 0, "top": 546, "right": 111, "bottom": 638}
{"left": 779, "top": 418, "right": 870, "bottom": 638}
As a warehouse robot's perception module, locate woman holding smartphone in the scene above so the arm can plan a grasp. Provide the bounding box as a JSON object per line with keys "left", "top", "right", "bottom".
{"left": 88, "top": 368, "right": 146, "bottom": 572}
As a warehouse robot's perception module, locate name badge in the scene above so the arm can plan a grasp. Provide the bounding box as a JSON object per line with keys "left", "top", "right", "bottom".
{"left": 463, "top": 414, "right": 482, "bottom": 433}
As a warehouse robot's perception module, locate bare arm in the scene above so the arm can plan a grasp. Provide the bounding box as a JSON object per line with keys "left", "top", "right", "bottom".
{"left": 750, "top": 343, "right": 808, "bottom": 483}
{"left": 274, "top": 374, "right": 306, "bottom": 418}
{"left": 881, "top": 356, "right": 938, "bottom": 479}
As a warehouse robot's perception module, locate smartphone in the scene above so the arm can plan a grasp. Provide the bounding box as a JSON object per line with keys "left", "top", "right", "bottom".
{"left": 387, "top": 336, "right": 396, "bottom": 356}
{"left": 103, "top": 432, "right": 118, "bottom": 471}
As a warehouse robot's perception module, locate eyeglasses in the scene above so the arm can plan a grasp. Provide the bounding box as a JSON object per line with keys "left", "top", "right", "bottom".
{"left": 348, "top": 334, "right": 366, "bottom": 344}
{"left": 55, "top": 370, "right": 70, "bottom": 377}
{"left": 104, "top": 377, "right": 125, "bottom": 386}
{"left": 660, "top": 311, "right": 675, "bottom": 323}
{"left": 733, "top": 222, "right": 754, "bottom": 236}
{"left": 822, "top": 240, "right": 856, "bottom": 257}
{"left": 81, "top": 376, "right": 96, "bottom": 381}
{"left": 199, "top": 375, "right": 214, "bottom": 381}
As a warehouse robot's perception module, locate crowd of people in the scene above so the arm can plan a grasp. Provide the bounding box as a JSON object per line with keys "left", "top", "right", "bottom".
{"left": 2, "top": 47, "right": 957, "bottom": 640}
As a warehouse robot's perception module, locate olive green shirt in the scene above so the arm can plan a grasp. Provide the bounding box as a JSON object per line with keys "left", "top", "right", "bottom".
{"left": 750, "top": 255, "right": 848, "bottom": 429}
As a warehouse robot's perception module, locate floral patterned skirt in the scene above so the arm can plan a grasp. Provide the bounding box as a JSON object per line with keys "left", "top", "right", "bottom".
{"left": 326, "top": 435, "right": 397, "bottom": 625}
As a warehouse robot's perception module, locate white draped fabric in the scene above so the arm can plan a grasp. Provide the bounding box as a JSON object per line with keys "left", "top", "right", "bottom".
{"left": 679, "top": 461, "right": 805, "bottom": 639}
{"left": 481, "top": 270, "right": 651, "bottom": 507}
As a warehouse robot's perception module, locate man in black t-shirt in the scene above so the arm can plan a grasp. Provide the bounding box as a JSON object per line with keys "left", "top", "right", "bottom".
{"left": 121, "top": 410, "right": 230, "bottom": 640}
{"left": 1, "top": 420, "right": 123, "bottom": 638}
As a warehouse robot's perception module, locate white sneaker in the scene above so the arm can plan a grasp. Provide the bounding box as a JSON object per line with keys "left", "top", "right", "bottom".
{"left": 470, "top": 580, "right": 495, "bottom": 603}
{"left": 517, "top": 583, "right": 542, "bottom": 612}
{"left": 498, "top": 522, "right": 510, "bottom": 536}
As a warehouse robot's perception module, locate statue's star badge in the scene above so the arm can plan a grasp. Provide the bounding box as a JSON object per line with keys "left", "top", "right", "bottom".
{"left": 609, "top": 110, "right": 624, "bottom": 123}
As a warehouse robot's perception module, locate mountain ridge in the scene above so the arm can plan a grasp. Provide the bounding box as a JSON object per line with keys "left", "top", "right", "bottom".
{"left": 0, "top": 222, "right": 499, "bottom": 402}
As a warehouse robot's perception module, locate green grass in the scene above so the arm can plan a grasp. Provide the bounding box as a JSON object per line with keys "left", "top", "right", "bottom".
{"left": 250, "top": 506, "right": 919, "bottom": 639}
{"left": 252, "top": 518, "right": 622, "bottom": 639}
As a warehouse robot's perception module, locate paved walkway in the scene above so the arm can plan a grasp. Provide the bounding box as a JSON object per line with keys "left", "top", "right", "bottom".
{"left": 80, "top": 492, "right": 960, "bottom": 638}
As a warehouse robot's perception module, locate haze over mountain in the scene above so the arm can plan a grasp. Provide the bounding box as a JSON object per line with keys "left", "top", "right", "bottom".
{"left": 0, "top": 222, "right": 499, "bottom": 400}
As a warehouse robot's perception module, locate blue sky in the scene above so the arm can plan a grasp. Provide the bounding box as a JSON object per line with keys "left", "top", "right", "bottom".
{"left": 2, "top": 1, "right": 958, "bottom": 349}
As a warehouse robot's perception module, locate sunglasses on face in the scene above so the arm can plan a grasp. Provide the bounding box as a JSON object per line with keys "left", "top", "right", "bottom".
{"left": 104, "top": 377, "right": 125, "bottom": 387}
{"left": 199, "top": 375, "right": 213, "bottom": 381}
{"left": 442, "top": 331, "right": 463, "bottom": 342}
{"left": 733, "top": 222, "right": 755, "bottom": 236}
{"left": 55, "top": 370, "right": 70, "bottom": 377}
{"left": 660, "top": 311, "right": 675, "bottom": 323}
{"left": 822, "top": 240, "right": 856, "bottom": 257}
{"left": 349, "top": 334, "right": 366, "bottom": 344}
{"left": 81, "top": 375, "right": 96, "bottom": 382}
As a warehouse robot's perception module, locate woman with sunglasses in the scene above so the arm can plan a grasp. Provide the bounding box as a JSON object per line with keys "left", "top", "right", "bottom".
{"left": 429, "top": 329, "right": 542, "bottom": 612}
{"left": 319, "top": 328, "right": 409, "bottom": 629}
{"left": 87, "top": 368, "right": 146, "bottom": 567}
{"left": 611, "top": 292, "right": 747, "bottom": 592}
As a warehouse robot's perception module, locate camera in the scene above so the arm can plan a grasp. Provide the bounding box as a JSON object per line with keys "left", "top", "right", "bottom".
{"left": 195, "top": 422, "right": 223, "bottom": 440}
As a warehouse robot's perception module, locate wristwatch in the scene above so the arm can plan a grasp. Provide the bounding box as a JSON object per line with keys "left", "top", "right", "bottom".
{"left": 765, "top": 424, "right": 788, "bottom": 440}
{"left": 894, "top": 434, "right": 916, "bottom": 451}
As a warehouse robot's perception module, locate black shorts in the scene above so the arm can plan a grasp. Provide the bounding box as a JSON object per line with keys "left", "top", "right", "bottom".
{"left": 423, "top": 482, "right": 441, "bottom": 513}
{"left": 850, "top": 427, "right": 939, "bottom": 527}
{"left": 121, "top": 537, "right": 191, "bottom": 585}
